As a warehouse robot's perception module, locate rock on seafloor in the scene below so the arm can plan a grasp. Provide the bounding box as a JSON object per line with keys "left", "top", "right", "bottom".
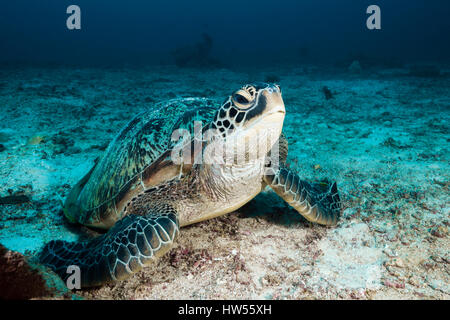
{"left": 0, "top": 243, "right": 68, "bottom": 299}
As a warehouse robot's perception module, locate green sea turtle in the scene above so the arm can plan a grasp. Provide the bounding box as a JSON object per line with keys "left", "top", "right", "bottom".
{"left": 39, "top": 83, "right": 341, "bottom": 288}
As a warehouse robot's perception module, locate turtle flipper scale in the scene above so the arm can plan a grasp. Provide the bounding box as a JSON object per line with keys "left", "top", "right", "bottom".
{"left": 39, "top": 211, "right": 179, "bottom": 288}
{"left": 265, "top": 167, "right": 341, "bottom": 226}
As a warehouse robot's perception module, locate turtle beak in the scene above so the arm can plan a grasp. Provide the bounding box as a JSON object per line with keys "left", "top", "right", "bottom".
{"left": 261, "top": 86, "right": 286, "bottom": 118}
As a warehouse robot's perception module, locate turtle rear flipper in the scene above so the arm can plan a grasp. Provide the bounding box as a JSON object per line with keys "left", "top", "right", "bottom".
{"left": 39, "top": 211, "right": 179, "bottom": 288}
{"left": 265, "top": 167, "right": 341, "bottom": 226}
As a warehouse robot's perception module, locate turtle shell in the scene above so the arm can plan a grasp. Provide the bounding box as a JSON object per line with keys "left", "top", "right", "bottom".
{"left": 65, "top": 98, "right": 217, "bottom": 229}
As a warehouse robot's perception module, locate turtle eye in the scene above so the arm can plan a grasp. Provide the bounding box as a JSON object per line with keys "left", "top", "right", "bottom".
{"left": 232, "top": 90, "right": 253, "bottom": 109}
{"left": 233, "top": 93, "right": 249, "bottom": 104}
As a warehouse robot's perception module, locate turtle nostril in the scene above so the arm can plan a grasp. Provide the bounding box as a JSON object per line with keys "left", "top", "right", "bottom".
{"left": 274, "top": 84, "right": 281, "bottom": 92}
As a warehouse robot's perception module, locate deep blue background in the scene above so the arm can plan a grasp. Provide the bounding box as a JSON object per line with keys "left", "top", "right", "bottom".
{"left": 0, "top": 0, "right": 449, "bottom": 66}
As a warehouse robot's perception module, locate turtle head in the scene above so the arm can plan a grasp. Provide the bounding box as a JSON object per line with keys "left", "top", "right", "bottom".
{"left": 205, "top": 83, "right": 285, "bottom": 164}
{"left": 212, "top": 83, "right": 285, "bottom": 137}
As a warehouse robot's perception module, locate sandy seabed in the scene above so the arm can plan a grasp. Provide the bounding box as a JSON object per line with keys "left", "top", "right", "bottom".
{"left": 0, "top": 64, "right": 448, "bottom": 299}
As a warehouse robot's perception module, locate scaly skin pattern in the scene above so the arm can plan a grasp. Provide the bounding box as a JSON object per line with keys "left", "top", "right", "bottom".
{"left": 39, "top": 210, "right": 179, "bottom": 287}
{"left": 40, "top": 161, "right": 264, "bottom": 287}
{"left": 65, "top": 98, "right": 217, "bottom": 229}
{"left": 39, "top": 83, "right": 342, "bottom": 288}
{"left": 264, "top": 166, "right": 341, "bottom": 226}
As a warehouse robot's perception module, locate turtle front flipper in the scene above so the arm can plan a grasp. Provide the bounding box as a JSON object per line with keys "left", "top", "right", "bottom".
{"left": 264, "top": 167, "right": 341, "bottom": 226}
{"left": 63, "top": 158, "right": 100, "bottom": 224}
{"left": 39, "top": 211, "right": 179, "bottom": 288}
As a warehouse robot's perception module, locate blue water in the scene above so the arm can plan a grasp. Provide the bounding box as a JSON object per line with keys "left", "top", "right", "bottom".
{"left": 1, "top": 0, "right": 449, "bottom": 66}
